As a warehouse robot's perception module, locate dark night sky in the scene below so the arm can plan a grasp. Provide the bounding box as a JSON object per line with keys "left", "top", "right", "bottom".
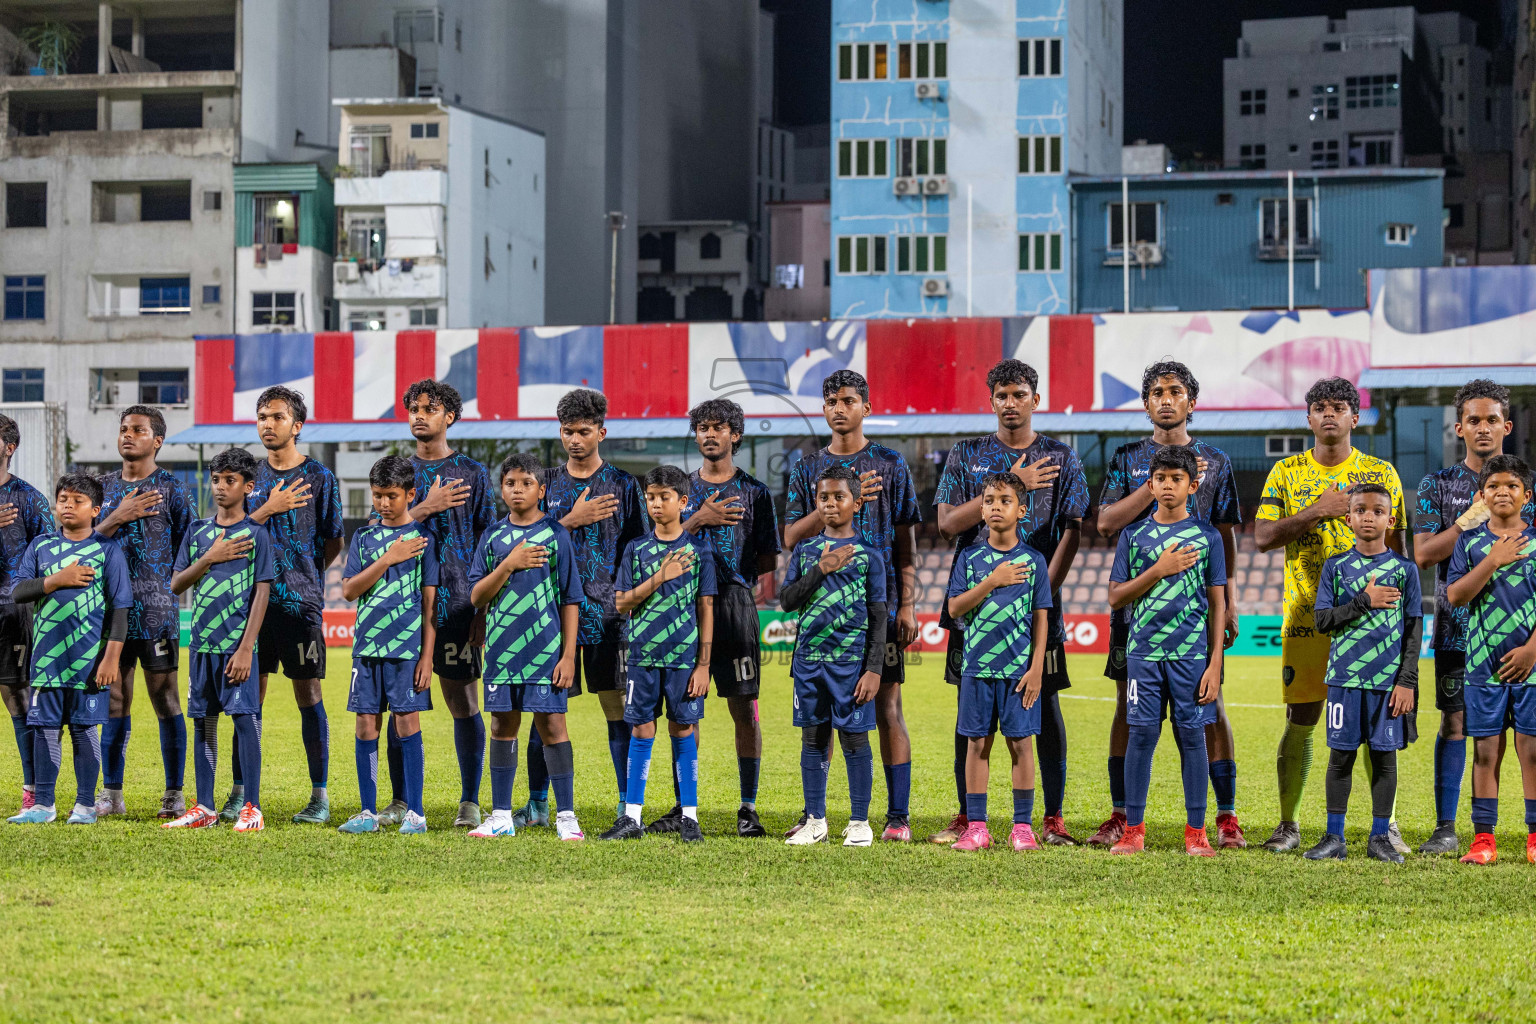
{"left": 764, "top": 0, "right": 1511, "bottom": 157}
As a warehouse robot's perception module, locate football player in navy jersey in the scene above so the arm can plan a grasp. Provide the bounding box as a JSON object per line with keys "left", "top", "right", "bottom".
{"left": 373, "top": 380, "right": 496, "bottom": 830}
{"left": 93, "top": 405, "right": 193, "bottom": 820}
{"left": 1090, "top": 361, "right": 1246, "bottom": 851}
{"left": 783, "top": 370, "right": 920, "bottom": 842}
{"left": 245, "top": 387, "right": 345, "bottom": 824}
{"left": 934, "top": 359, "right": 1089, "bottom": 846}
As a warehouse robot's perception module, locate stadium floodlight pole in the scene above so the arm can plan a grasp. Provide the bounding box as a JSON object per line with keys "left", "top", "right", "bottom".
{"left": 606, "top": 210, "right": 625, "bottom": 324}
{"left": 1287, "top": 170, "right": 1295, "bottom": 311}
{"left": 1121, "top": 175, "right": 1130, "bottom": 313}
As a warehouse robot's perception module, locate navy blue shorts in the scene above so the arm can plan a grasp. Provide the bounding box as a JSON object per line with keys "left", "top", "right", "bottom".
{"left": 27, "top": 686, "right": 108, "bottom": 728}
{"left": 958, "top": 675, "right": 1042, "bottom": 739}
{"left": 484, "top": 679, "right": 569, "bottom": 715}
{"left": 1464, "top": 683, "right": 1536, "bottom": 738}
{"left": 186, "top": 651, "right": 261, "bottom": 718}
{"left": 1126, "top": 658, "right": 1215, "bottom": 730}
{"left": 1325, "top": 685, "right": 1406, "bottom": 752}
{"left": 791, "top": 658, "right": 875, "bottom": 733}
{"left": 347, "top": 657, "right": 432, "bottom": 714}
{"left": 624, "top": 663, "right": 704, "bottom": 726}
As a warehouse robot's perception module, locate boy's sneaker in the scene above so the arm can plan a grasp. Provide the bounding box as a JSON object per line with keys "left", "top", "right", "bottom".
{"left": 377, "top": 799, "right": 408, "bottom": 827}
{"left": 469, "top": 810, "right": 516, "bottom": 838}
{"left": 1086, "top": 811, "right": 1127, "bottom": 848}
{"left": 399, "top": 811, "right": 428, "bottom": 834}
{"left": 94, "top": 789, "right": 126, "bottom": 817}
{"left": 218, "top": 789, "right": 245, "bottom": 822}
{"left": 1009, "top": 823, "right": 1040, "bottom": 851}
{"left": 1041, "top": 815, "right": 1076, "bottom": 846}
{"left": 162, "top": 805, "right": 218, "bottom": 830}
{"left": 512, "top": 798, "right": 550, "bottom": 829}
{"left": 7, "top": 804, "right": 55, "bottom": 824}
{"left": 233, "top": 804, "right": 264, "bottom": 833}
{"left": 1261, "top": 821, "right": 1301, "bottom": 852}
{"left": 1109, "top": 823, "right": 1146, "bottom": 855}
{"left": 66, "top": 804, "right": 97, "bottom": 825}
{"left": 1417, "top": 823, "right": 1459, "bottom": 856}
{"left": 19, "top": 788, "right": 35, "bottom": 811}
{"left": 1385, "top": 821, "right": 1411, "bottom": 856}
{"left": 881, "top": 816, "right": 912, "bottom": 842}
{"left": 337, "top": 811, "right": 380, "bottom": 834}
{"left": 1216, "top": 813, "right": 1247, "bottom": 849}
{"left": 951, "top": 821, "right": 992, "bottom": 851}
{"left": 678, "top": 816, "right": 704, "bottom": 843}
{"left": 556, "top": 812, "right": 585, "bottom": 842}
{"left": 1367, "top": 833, "right": 1405, "bottom": 864}
{"left": 785, "top": 816, "right": 828, "bottom": 845}
{"left": 454, "top": 801, "right": 482, "bottom": 828}
{"left": 291, "top": 794, "right": 330, "bottom": 825}
{"left": 783, "top": 811, "right": 809, "bottom": 840}
{"left": 929, "top": 813, "right": 968, "bottom": 845}
{"left": 597, "top": 815, "right": 645, "bottom": 841}
{"left": 645, "top": 805, "right": 684, "bottom": 835}
{"left": 1303, "top": 833, "right": 1347, "bottom": 860}
{"left": 737, "top": 805, "right": 767, "bottom": 837}
{"left": 1185, "top": 826, "right": 1216, "bottom": 857}
{"left": 842, "top": 820, "right": 874, "bottom": 847}
{"left": 158, "top": 789, "right": 186, "bottom": 820}
{"left": 1460, "top": 832, "right": 1498, "bottom": 865}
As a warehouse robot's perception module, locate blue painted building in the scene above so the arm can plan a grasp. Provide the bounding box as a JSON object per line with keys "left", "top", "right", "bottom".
{"left": 1070, "top": 168, "right": 1444, "bottom": 312}
{"left": 829, "top": 0, "right": 1123, "bottom": 320}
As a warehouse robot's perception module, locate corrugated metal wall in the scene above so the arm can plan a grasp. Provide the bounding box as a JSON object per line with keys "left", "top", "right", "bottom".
{"left": 0, "top": 403, "right": 66, "bottom": 489}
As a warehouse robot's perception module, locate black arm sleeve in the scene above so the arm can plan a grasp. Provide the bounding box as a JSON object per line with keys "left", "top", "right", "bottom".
{"left": 1391, "top": 617, "right": 1422, "bottom": 691}
{"left": 10, "top": 579, "right": 45, "bottom": 605}
{"left": 108, "top": 608, "right": 128, "bottom": 644}
{"left": 1311, "top": 591, "right": 1374, "bottom": 636}
{"left": 861, "top": 601, "right": 888, "bottom": 675}
{"left": 779, "top": 566, "right": 826, "bottom": 612}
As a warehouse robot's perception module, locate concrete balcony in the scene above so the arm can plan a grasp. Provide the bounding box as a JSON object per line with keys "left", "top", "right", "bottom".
{"left": 333, "top": 259, "right": 444, "bottom": 301}
{"left": 334, "top": 169, "right": 447, "bottom": 208}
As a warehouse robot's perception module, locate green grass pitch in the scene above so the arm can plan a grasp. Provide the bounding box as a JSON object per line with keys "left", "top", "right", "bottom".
{"left": 2, "top": 653, "right": 1535, "bottom": 1023}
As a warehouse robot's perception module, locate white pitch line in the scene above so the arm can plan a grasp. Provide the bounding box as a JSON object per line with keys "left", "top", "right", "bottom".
{"left": 1060, "top": 694, "right": 1287, "bottom": 710}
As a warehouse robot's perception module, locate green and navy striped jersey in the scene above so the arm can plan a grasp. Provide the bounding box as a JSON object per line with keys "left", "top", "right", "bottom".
{"left": 945, "top": 538, "right": 1052, "bottom": 680}
{"left": 343, "top": 523, "right": 440, "bottom": 661}
{"left": 783, "top": 535, "right": 887, "bottom": 664}
{"left": 616, "top": 531, "right": 717, "bottom": 668}
{"left": 15, "top": 532, "right": 132, "bottom": 689}
{"left": 1315, "top": 548, "right": 1421, "bottom": 690}
{"left": 173, "top": 517, "right": 276, "bottom": 654}
{"left": 1109, "top": 516, "right": 1227, "bottom": 662}
{"left": 1447, "top": 523, "right": 1536, "bottom": 686}
{"left": 468, "top": 515, "right": 581, "bottom": 686}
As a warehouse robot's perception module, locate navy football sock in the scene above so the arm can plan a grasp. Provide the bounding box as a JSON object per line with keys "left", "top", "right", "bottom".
{"left": 886, "top": 760, "right": 911, "bottom": 817}
{"left": 1037, "top": 691, "right": 1067, "bottom": 817}
{"left": 624, "top": 735, "right": 654, "bottom": 816}
{"left": 192, "top": 715, "right": 218, "bottom": 810}
{"left": 841, "top": 733, "right": 873, "bottom": 822}
{"left": 232, "top": 714, "right": 261, "bottom": 810}
{"left": 545, "top": 739, "right": 575, "bottom": 814}
{"left": 952, "top": 728, "right": 967, "bottom": 809}
{"left": 1526, "top": 798, "right": 1536, "bottom": 833}
{"left": 160, "top": 714, "right": 187, "bottom": 790}
{"left": 801, "top": 733, "right": 830, "bottom": 819}
{"left": 400, "top": 731, "right": 425, "bottom": 817}
{"left": 526, "top": 722, "right": 549, "bottom": 802}
{"left": 1471, "top": 796, "right": 1498, "bottom": 832}
{"left": 71, "top": 724, "right": 100, "bottom": 809}
{"left": 673, "top": 733, "right": 699, "bottom": 813}
{"left": 11, "top": 714, "right": 33, "bottom": 787}
{"left": 385, "top": 716, "right": 403, "bottom": 803}
{"left": 1123, "top": 724, "right": 1159, "bottom": 828}
{"left": 355, "top": 737, "right": 379, "bottom": 814}
{"left": 1175, "top": 725, "right": 1209, "bottom": 829}
{"left": 299, "top": 701, "right": 329, "bottom": 788}
{"left": 607, "top": 719, "right": 630, "bottom": 803}
{"left": 33, "top": 726, "right": 61, "bottom": 807}
{"left": 1370, "top": 815, "right": 1391, "bottom": 837}
{"left": 1107, "top": 755, "right": 1126, "bottom": 812}
{"left": 1208, "top": 758, "right": 1237, "bottom": 815}
{"left": 1433, "top": 735, "right": 1465, "bottom": 826}
{"left": 102, "top": 715, "right": 129, "bottom": 789}
{"left": 232, "top": 708, "right": 261, "bottom": 787}
{"left": 488, "top": 737, "right": 518, "bottom": 813}
{"left": 453, "top": 714, "right": 485, "bottom": 804}
{"left": 738, "top": 756, "right": 760, "bottom": 807}
{"left": 1326, "top": 811, "right": 1346, "bottom": 839}
{"left": 965, "top": 791, "right": 987, "bottom": 823}
{"left": 1013, "top": 787, "right": 1035, "bottom": 826}
{"left": 670, "top": 751, "right": 681, "bottom": 808}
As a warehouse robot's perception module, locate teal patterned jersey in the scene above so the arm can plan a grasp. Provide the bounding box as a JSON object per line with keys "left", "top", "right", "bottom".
{"left": 945, "top": 537, "right": 1053, "bottom": 680}
{"left": 1109, "top": 516, "right": 1227, "bottom": 662}
{"left": 1447, "top": 523, "right": 1536, "bottom": 686}
{"left": 783, "top": 536, "right": 887, "bottom": 664}
{"left": 14, "top": 532, "right": 132, "bottom": 689}
{"left": 343, "top": 523, "right": 440, "bottom": 661}
{"left": 1315, "top": 548, "right": 1421, "bottom": 690}
{"left": 468, "top": 516, "right": 581, "bottom": 685}
{"left": 173, "top": 517, "right": 276, "bottom": 654}
{"left": 616, "top": 531, "right": 717, "bottom": 668}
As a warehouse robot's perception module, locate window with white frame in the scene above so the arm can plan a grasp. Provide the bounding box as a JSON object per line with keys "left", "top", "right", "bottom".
{"left": 895, "top": 41, "right": 946, "bottom": 79}
{"left": 1310, "top": 139, "right": 1339, "bottom": 169}
{"left": 836, "top": 235, "right": 888, "bottom": 275}
{"left": 837, "top": 42, "right": 889, "bottom": 81}
{"left": 1259, "top": 197, "right": 1315, "bottom": 251}
{"left": 1385, "top": 222, "right": 1414, "bottom": 246}
{"left": 1239, "top": 88, "right": 1266, "bottom": 115}
{"left": 1345, "top": 74, "right": 1398, "bottom": 108}
{"left": 409, "top": 306, "right": 441, "bottom": 326}
{"left": 1018, "top": 134, "right": 1063, "bottom": 174}
{"left": 1310, "top": 84, "right": 1339, "bottom": 121}
{"left": 896, "top": 138, "right": 946, "bottom": 177}
{"left": 1265, "top": 435, "right": 1307, "bottom": 457}
{"left": 837, "top": 138, "right": 889, "bottom": 178}
{"left": 1018, "top": 37, "right": 1062, "bottom": 77}
{"left": 1019, "top": 232, "right": 1063, "bottom": 272}
{"left": 1107, "top": 202, "right": 1161, "bottom": 250}
{"left": 895, "top": 235, "right": 947, "bottom": 274}
{"left": 348, "top": 309, "right": 387, "bottom": 332}
{"left": 252, "top": 291, "right": 296, "bottom": 327}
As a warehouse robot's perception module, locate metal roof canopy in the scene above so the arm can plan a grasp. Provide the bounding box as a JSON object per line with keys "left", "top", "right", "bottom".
{"left": 169, "top": 409, "right": 1377, "bottom": 446}
{"left": 1359, "top": 366, "right": 1536, "bottom": 390}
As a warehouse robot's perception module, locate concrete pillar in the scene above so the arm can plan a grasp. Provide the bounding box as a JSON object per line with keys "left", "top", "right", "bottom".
{"left": 131, "top": 11, "right": 143, "bottom": 57}
{"left": 667, "top": 286, "right": 686, "bottom": 321}
{"left": 97, "top": 3, "right": 112, "bottom": 73}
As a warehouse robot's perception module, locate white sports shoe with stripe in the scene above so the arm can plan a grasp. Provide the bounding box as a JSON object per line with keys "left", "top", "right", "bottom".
{"left": 785, "top": 816, "right": 828, "bottom": 845}
{"left": 555, "top": 811, "right": 585, "bottom": 841}
{"left": 469, "top": 810, "right": 516, "bottom": 838}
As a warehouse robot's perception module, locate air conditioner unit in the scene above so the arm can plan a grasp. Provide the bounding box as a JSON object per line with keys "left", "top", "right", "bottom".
{"left": 893, "top": 176, "right": 920, "bottom": 196}
{"left": 914, "top": 81, "right": 943, "bottom": 100}
{"left": 921, "top": 277, "right": 950, "bottom": 297}
{"left": 922, "top": 176, "right": 950, "bottom": 195}
{"left": 1133, "top": 242, "right": 1164, "bottom": 265}
{"left": 335, "top": 262, "right": 360, "bottom": 284}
